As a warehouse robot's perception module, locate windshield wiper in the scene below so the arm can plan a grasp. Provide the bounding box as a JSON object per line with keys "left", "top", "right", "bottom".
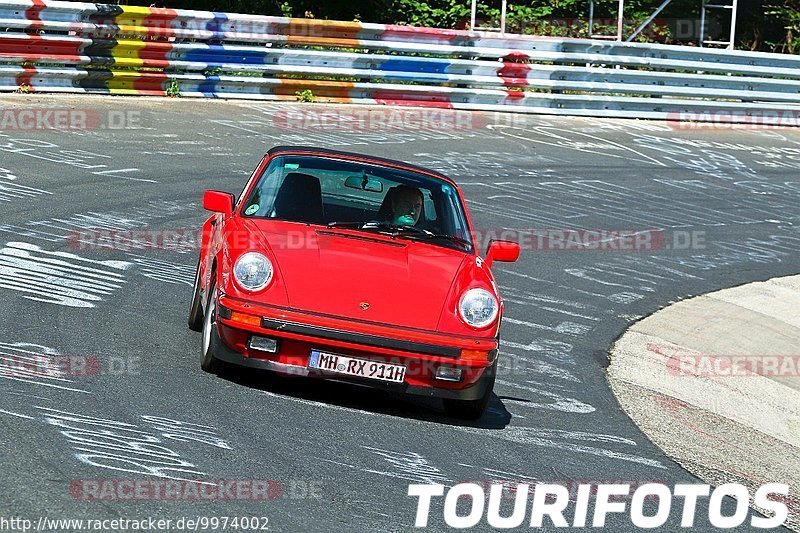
{"left": 365, "top": 223, "right": 473, "bottom": 250}
{"left": 327, "top": 221, "right": 431, "bottom": 235}
{"left": 326, "top": 221, "right": 365, "bottom": 229}
{"left": 360, "top": 222, "right": 433, "bottom": 236}
{"left": 404, "top": 233, "right": 473, "bottom": 250}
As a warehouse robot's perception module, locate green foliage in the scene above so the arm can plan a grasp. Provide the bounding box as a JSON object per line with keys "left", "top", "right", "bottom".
{"left": 295, "top": 89, "right": 315, "bottom": 102}
{"left": 389, "top": 0, "right": 472, "bottom": 27}
{"left": 148, "top": 0, "right": 796, "bottom": 52}
{"left": 166, "top": 78, "right": 182, "bottom": 98}
{"left": 376, "top": 0, "right": 696, "bottom": 38}
{"left": 765, "top": 1, "right": 800, "bottom": 53}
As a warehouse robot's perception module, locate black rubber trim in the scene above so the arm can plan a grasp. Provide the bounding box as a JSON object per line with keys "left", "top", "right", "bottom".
{"left": 266, "top": 146, "right": 452, "bottom": 182}
{"left": 315, "top": 230, "right": 407, "bottom": 247}
{"left": 213, "top": 332, "right": 490, "bottom": 400}
{"left": 220, "top": 301, "right": 492, "bottom": 348}
{"left": 259, "top": 317, "right": 461, "bottom": 358}
{"left": 218, "top": 304, "right": 232, "bottom": 320}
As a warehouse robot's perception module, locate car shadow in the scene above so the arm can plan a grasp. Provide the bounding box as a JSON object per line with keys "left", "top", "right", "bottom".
{"left": 217, "top": 366, "right": 513, "bottom": 430}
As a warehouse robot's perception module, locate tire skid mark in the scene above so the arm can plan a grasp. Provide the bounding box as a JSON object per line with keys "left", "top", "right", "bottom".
{"left": 320, "top": 445, "right": 452, "bottom": 486}
{"left": 126, "top": 254, "right": 195, "bottom": 286}
{"left": 495, "top": 379, "right": 595, "bottom": 414}
{"left": 0, "top": 167, "right": 51, "bottom": 202}
{"left": 0, "top": 399, "right": 233, "bottom": 485}
{"left": 499, "top": 351, "right": 581, "bottom": 383}
{"left": 0, "top": 342, "right": 90, "bottom": 394}
{"left": 261, "top": 390, "right": 663, "bottom": 470}
{"left": 0, "top": 200, "right": 197, "bottom": 244}
{"left": 0, "top": 241, "right": 130, "bottom": 308}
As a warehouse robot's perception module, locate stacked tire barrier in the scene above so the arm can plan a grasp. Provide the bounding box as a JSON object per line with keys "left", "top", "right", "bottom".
{"left": 2, "top": 0, "right": 800, "bottom": 123}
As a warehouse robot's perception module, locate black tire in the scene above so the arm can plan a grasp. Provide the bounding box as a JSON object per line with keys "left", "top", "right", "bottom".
{"left": 442, "top": 361, "right": 497, "bottom": 420}
{"left": 188, "top": 260, "right": 204, "bottom": 332}
{"left": 200, "top": 277, "right": 223, "bottom": 374}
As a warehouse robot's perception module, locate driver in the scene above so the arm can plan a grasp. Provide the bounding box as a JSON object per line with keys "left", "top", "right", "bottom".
{"left": 388, "top": 186, "right": 424, "bottom": 227}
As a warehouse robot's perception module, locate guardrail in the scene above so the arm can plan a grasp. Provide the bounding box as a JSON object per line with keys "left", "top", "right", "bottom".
{"left": 2, "top": 0, "right": 800, "bottom": 124}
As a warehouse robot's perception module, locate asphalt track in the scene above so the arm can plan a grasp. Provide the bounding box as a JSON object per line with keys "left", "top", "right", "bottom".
{"left": 0, "top": 95, "right": 798, "bottom": 532}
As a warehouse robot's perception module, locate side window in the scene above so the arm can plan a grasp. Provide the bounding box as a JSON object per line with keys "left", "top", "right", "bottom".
{"left": 236, "top": 157, "right": 267, "bottom": 209}
{"left": 441, "top": 184, "right": 468, "bottom": 240}
{"left": 423, "top": 190, "right": 437, "bottom": 223}
{"left": 241, "top": 157, "right": 287, "bottom": 217}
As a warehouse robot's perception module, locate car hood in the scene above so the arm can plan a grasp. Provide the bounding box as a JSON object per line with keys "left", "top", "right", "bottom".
{"left": 244, "top": 219, "right": 468, "bottom": 330}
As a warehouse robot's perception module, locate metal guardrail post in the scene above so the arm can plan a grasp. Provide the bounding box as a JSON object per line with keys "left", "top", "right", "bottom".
{"left": 699, "top": 0, "right": 707, "bottom": 46}
{"left": 700, "top": 0, "right": 738, "bottom": 48}
{"left": 626, "top": 0, "right": 674, "bottom": 42}
{"left": 469, "top": 0, "right": 508, "bottom": 33}
{"left": 588, "top": 0, "right": 627, "bottom": 41}
{"left": 728, "top": 0, "right": 738, "bottom": 50}
{"left": 470, "top": 0, "right": 476, "bottom": 30}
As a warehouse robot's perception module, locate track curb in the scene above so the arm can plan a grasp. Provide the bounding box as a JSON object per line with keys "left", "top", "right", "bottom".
{"left": 608, "top": 274, "right": 800, "bottom": 531}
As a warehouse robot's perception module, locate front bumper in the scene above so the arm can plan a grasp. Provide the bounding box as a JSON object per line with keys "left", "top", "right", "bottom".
{"left": 213, "top": 294, "right": 498, "bottom": 401}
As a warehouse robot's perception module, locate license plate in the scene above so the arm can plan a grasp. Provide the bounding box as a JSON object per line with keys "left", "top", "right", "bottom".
{"left": 308, "top": 350, "right": 406, "bottom": 383}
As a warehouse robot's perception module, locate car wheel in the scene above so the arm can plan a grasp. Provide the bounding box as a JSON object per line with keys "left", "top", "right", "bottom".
{"left": 200, "top": 277, "right": 223, "bottom": 374}
{"left": 442, "top": 361, "right": 497, "bottom": 420}
{"left": 188, "top": 260, "right": 204, "bottom": 332}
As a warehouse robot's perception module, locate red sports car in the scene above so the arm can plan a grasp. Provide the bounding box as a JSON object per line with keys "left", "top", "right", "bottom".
{"left": 188, "top": 147, "right": 520, "bottom": 418}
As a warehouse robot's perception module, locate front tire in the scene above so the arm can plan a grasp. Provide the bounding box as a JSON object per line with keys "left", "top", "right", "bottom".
{"left": 188, "top": 260, "right": 203, "bottom": 332}
{"left": 200, "top": 277, "right": 223, "bottom": 374}
{"left": 442, "top": 361, "right": 496, "bottom": 420}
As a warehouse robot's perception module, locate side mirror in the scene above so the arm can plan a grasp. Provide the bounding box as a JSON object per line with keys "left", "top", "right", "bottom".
{"left": 485, "top": 240, "right": 520, "bottom": 268}
{"left": 203, "top": 190, "right": 234, "bottom": 217}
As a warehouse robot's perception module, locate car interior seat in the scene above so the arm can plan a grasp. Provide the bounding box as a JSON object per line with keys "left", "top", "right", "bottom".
{"left": 272, "top": 172, "right": 325, "bottom": 224}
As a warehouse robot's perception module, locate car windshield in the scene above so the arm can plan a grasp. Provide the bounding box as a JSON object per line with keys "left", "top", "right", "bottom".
{"left": 241, "top": 155, "right": 474, "bottom": 253}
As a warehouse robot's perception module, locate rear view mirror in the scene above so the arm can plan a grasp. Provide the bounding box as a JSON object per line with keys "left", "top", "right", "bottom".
{"left": 345, "top": 175, "right": 384, "bottom": 193}
{"left": 485, "top": 240, "right": 521, "bottom": 268}
{"left": 202, "top": 190, "right": 234, "bottom": 216}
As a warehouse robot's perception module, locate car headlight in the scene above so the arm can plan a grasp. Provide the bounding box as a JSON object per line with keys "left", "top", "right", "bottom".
{"left": 233, "top": 252, "right": 273, "bottom": 292}
{"left": 458, "top": 288, "right": 499, "bottom": 328}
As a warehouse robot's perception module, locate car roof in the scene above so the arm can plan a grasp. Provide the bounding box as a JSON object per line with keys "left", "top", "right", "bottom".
{"left": 265, "top": 146, "right": 458, "bottom": 186}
